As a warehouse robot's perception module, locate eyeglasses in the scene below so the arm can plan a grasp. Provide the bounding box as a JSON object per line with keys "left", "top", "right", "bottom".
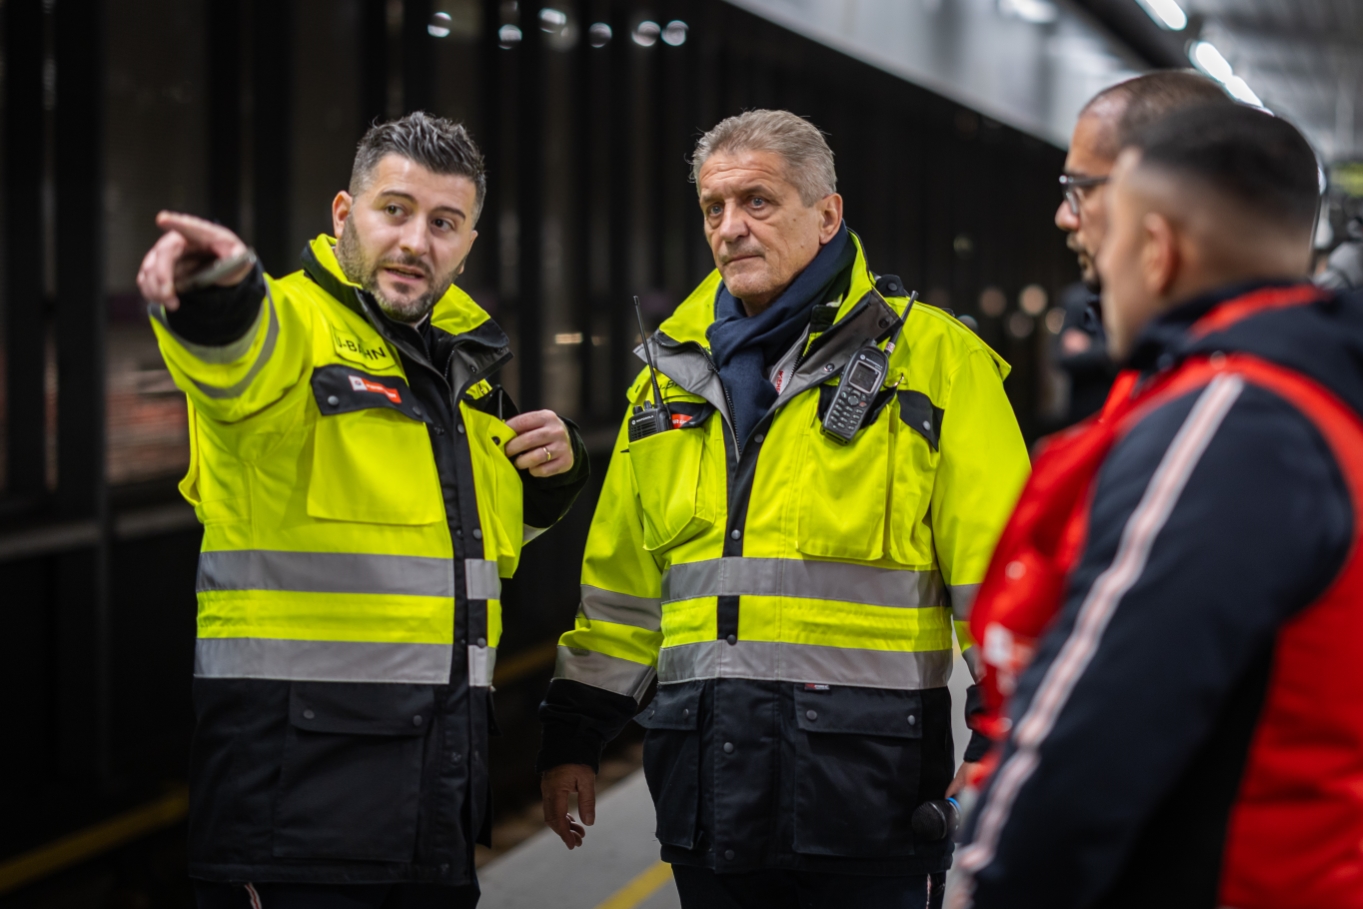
{"left": 1059, "top": 174, "right": 1110, "bottom": 216}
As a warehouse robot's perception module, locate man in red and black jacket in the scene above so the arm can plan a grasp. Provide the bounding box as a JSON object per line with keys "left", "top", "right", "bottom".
{"left": 954, "top": 105, "right": 1363, "bottom": 908}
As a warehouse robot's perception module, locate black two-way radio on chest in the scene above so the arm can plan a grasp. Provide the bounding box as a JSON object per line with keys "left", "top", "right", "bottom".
{"left": 820, "top": 292, "right": 914, "bottom": 444}
{"left": 628, "top": 295, "right": 673, "bottom": 443}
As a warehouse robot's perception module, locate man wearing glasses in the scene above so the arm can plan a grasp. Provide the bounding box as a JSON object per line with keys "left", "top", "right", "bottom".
{"left": 1050, "top": 72, "right": 1229, "bottom": 424}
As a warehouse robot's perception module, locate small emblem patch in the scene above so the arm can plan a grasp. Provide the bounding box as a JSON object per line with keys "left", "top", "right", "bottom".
{"left": 671, "top": 413, "right": 694, "bottom": 428}
{"left": 349, "top": 374, "right": 401, "bottom": 403}
{"left": 803, "top": 683, "right": 831, "bottom": 692}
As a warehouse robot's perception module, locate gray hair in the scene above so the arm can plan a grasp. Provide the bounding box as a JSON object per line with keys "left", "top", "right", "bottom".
{"left": 690, "top": 110, "right": 837, "bottom": 205}
{"left": 350, "top": 111, "right": 487, "bottom": 221}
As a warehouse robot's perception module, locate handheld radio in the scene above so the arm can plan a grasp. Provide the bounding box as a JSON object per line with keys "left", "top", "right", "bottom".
{"left": 821, "top": 294, "right": 912, "bottom": 444}
{"left": 628, "top": 295, "right": 673, "bottom": 443}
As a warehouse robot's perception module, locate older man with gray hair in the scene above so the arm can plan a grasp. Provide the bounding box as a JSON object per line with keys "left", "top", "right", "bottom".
{"left": 537, "top": 110, "right": 1029, "bottom": 908}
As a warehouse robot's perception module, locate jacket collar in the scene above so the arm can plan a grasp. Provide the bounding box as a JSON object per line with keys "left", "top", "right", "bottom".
{"left": 1125, "top": 278, "right": 1318, "bottom": 374}
{"left": 641, "top": 231, "right": 904, "bottom": 437}
{"left": 299, "top": 235, "right": 511, "bottom": 394}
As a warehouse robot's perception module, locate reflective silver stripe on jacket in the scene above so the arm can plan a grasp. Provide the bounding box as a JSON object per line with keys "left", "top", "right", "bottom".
{"left": 580, "top": 585, "right": 663, "bottom": 631}
{"left": 195, "top": 638, "right": 451, "bottom": 683}
{"left": 468, "top": 644, "right": 497, "bottom": 687}
{"left": 465, "top": 559, "right": 501, "bottom": 600}
{"left": 662, "top": 557, "right": 944, "bottom": 609}
{"left": 657, "top": 640, "right": 954, "bottom": 690}
{"left": 555, "top": 646, "right": 656, "bottom": 701}
{"left": 197, "top": 550, "right": 454, "bottom": 598}
{"left": 948, "top": 583, "right": 981, "bottom": 622}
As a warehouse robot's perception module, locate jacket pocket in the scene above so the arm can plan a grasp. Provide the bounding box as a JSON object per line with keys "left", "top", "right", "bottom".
{"left": 272, "top": 682, "right": 435, "bottom": 861}
{"left": 635, "top": 682, "right": 703, "bottom": 849}
{"left": 795, "top": 391, "right": 891, "bottom": 562}
{"left": 306, "top": 367, "right": 443, "bottom": 525}
{"left": 887, "top": 391, "right": 942, "bottom": 566}
{"left": 790, "top": 685, "right": 923, "bottom": 857}
{"left": 628, "top": 423, "right": 718, "bottom": 552}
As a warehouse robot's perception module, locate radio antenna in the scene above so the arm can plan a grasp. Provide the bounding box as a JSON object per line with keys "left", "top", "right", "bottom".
{"left": 634, "top": 296, "right": 669, "bottom": 417}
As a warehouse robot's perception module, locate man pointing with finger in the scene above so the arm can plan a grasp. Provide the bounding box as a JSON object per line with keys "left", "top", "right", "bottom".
{"left": 139, "top": 112, "right": 588, "bottom": 909}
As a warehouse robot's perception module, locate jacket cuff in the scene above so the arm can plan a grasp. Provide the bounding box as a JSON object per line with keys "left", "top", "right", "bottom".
{"left": 164, "top": 263, "right": 267, "bottom": 346}
{"left": 964, "top": 729, "right": 993, "bottom": 763}
{"left": 536, "top": 722, "right": 604, "bottom": 774}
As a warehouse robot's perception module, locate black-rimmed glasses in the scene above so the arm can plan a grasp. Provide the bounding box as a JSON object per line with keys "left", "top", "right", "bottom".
{"left": 1059, "top": 174, "right": 1110, "bottom": 216}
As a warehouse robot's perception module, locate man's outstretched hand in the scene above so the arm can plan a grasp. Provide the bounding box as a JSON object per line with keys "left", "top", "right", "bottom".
{"left": 137, "top": 211, "right": 253, "bottom": 311}
{"left": 541, "top": 763, "right": 597, "bottom": 850}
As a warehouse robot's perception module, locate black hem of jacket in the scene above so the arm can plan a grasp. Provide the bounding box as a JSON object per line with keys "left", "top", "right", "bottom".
{"left": 165, "top": 265, "right": 267, "bottom": 345}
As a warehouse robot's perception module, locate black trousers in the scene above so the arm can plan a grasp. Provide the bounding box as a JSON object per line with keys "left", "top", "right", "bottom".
{"left": 671, "top": 867, "right": 946, "bottom": 909}
{"left": 194, "top": 881, "right": 480, "bottom": 909}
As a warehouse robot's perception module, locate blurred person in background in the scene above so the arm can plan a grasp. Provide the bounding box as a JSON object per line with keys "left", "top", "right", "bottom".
{"left": 1051, "top": 71, "right": 1230, "bottom": 426}
{"left": 138, "top": 113, "right": 589, "bottom": 909}
{"left": 956, "top": 103, "right": 1363, "bottom": 909}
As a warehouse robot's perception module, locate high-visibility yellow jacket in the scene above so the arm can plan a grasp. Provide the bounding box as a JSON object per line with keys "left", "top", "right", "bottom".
{"left": 539, "top": 233, "right": 1029, "bottom": 874}
{"left": 151, "top": 235, "right": 587, "bottom": 884}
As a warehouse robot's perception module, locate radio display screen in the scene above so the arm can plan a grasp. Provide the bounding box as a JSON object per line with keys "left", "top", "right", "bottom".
{"left": 847, "top": 361, "right": 880, "bottom": 393}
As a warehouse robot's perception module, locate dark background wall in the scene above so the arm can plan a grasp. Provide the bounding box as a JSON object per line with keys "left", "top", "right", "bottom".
{"left": 0, "top": 1, "right": 1072, "bottom": 904}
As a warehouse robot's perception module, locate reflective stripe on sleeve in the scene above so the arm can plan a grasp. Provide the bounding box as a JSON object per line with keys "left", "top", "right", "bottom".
{"left": 657, "top": 639, "right": 954, "bottom": 690}
{"left": 948, "top": 583, "right": 981, "bottom": 621}
{"left": 465, "top": 558, "right": 501, "bottom": 599}
{"left": 195, "top": 637, "right": 452, "bottom": 683}
{"left": 197, "top": 549, "right": 454, "bottom": 597}
{"left": 187, "top": 287, "right": 282, "bottom": 400}
{"left": 580, "top": 585, "right": 663, "bottom": 631}
{"left": 662, "top": 557, "right": 944, "bottom": 609}
{"left": 554, "top": 646, "right": 656, "bottom": 701}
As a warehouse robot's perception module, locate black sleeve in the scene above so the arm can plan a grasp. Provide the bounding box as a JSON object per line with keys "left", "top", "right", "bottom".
{"left": 163, "top": 263, "right": 267, "bottom": 346}
{"left": 536, "top": 677, "right": 641, "bottom": 773}
{"left": 522, "top": 418, "right": 591, "bottom": 529}
{"left": 962, "top": 684, "right": 992, "bottom": 762}
{"left": 961, "top": 380, "right": 1352, "bottom": 909}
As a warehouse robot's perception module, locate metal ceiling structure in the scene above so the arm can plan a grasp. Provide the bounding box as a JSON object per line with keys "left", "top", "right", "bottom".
{"left": 727, "top": 0, "right": 1363, "bottom": 165}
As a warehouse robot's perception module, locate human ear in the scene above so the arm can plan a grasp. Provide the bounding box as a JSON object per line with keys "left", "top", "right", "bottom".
{"left": 1141, "top": 212, "right": 1179, "bottom": 298}
{"left": 332, "top": 191, "right": 353, "bottom": 238}
{"left": 817, "top": 193, "right": 844, "bottom": 243}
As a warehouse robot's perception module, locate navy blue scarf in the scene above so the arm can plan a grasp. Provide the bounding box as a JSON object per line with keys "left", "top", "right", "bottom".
{"left": 707, "top": 224, "right": 855, "bottom": 447}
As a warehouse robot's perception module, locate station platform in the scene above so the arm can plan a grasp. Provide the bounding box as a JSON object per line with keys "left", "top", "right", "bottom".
{"left": 478, "top": 652, "right": 973, "bottom": 909}
{"left": 478, "top": 770, "right": 680, "bottom": 909}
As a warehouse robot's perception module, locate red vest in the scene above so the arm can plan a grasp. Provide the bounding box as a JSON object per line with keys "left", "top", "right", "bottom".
{"left": 969, "top": 287, "right": 1363, "bottom": 904}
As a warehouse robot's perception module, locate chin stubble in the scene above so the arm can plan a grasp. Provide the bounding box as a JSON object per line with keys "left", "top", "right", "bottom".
{"left": 335, "top": 224, "right": 457, "bottom": 323}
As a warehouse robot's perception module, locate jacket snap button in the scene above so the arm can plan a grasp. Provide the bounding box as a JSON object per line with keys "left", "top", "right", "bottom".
{"left": 302, "top": 709, "right": 315, "bottom": 720}
{"left": 754, "top": 433, "right": 765, "bottom": 444}
{"left": 456, "top": 529, "right": 463, "bottom": 538}
{"left": 326, "top": 395, "right": 339, "bottom": 407}
{"left": 726, "top": 634, "right": 737, "bottom": 646}
{"left": 907, "top": 714, "right": 916, "bottom": 725}
{"left": 806, "top": 710, "right": 818, "bottom": 721}
{"left": 724, "top": 849, "right": 735, "bottom": 860}
{"left": 823, "top": 363, "right": 835, "bottom": 372}
{"left": 649, "top": 710, "right": 656, "bottom": 719}
{"left": 723, "top": 742, "right": 734, "bottom": 754}
{"left": 682, "top": 708, "right": 690, "bottom": 718}
{"left": 492, "top": 436, "right": 500, "bottom": 445}
{"left": 477, "top": 637, "right": 487, "bottom": 647}
{"left": 922, "top": 420, "right": 932, "bottom": 431}
{"left": 730, "top": 529, "right": 741, "bottom": 540}
{"left": 413, "top": 406, "right": 423, "bottom": 416}
{"left": 472, "top": 529, "right": 482, "bottom": 540}
{"left": 413, "top": 715, "right": 424, "bottom": 727}
{"left": 457, "top": 425, "right": 466, "bottom": 434}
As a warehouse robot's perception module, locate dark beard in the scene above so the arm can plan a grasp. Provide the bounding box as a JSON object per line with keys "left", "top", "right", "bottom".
{"left": 334, "top": 223, "right": 455, "bottom": 323}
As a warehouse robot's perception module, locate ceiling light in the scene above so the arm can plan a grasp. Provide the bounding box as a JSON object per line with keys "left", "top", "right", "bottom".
{"left": 633, "top": 20, "right": 661, "bottom": 46}
{"left": 662, "top": 20, "right": 688, "bottom": 46}
{"left": 1134, "top": 0, "right": 1186, "bottom": 30}
{"left": 588, "top": 22, "right": 611, "bottom": 47}
{"left": 1224, "top": 75, "right": 1264, "bottom": 108}
{"left": 1191, "top": 41, "right": 1233, "bottom": 83}
{"left": 999, "top": 0, "right": 1059, "bottom": 25}
{"left": 427, "top": 11, "right": 452, "bottom": 38}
